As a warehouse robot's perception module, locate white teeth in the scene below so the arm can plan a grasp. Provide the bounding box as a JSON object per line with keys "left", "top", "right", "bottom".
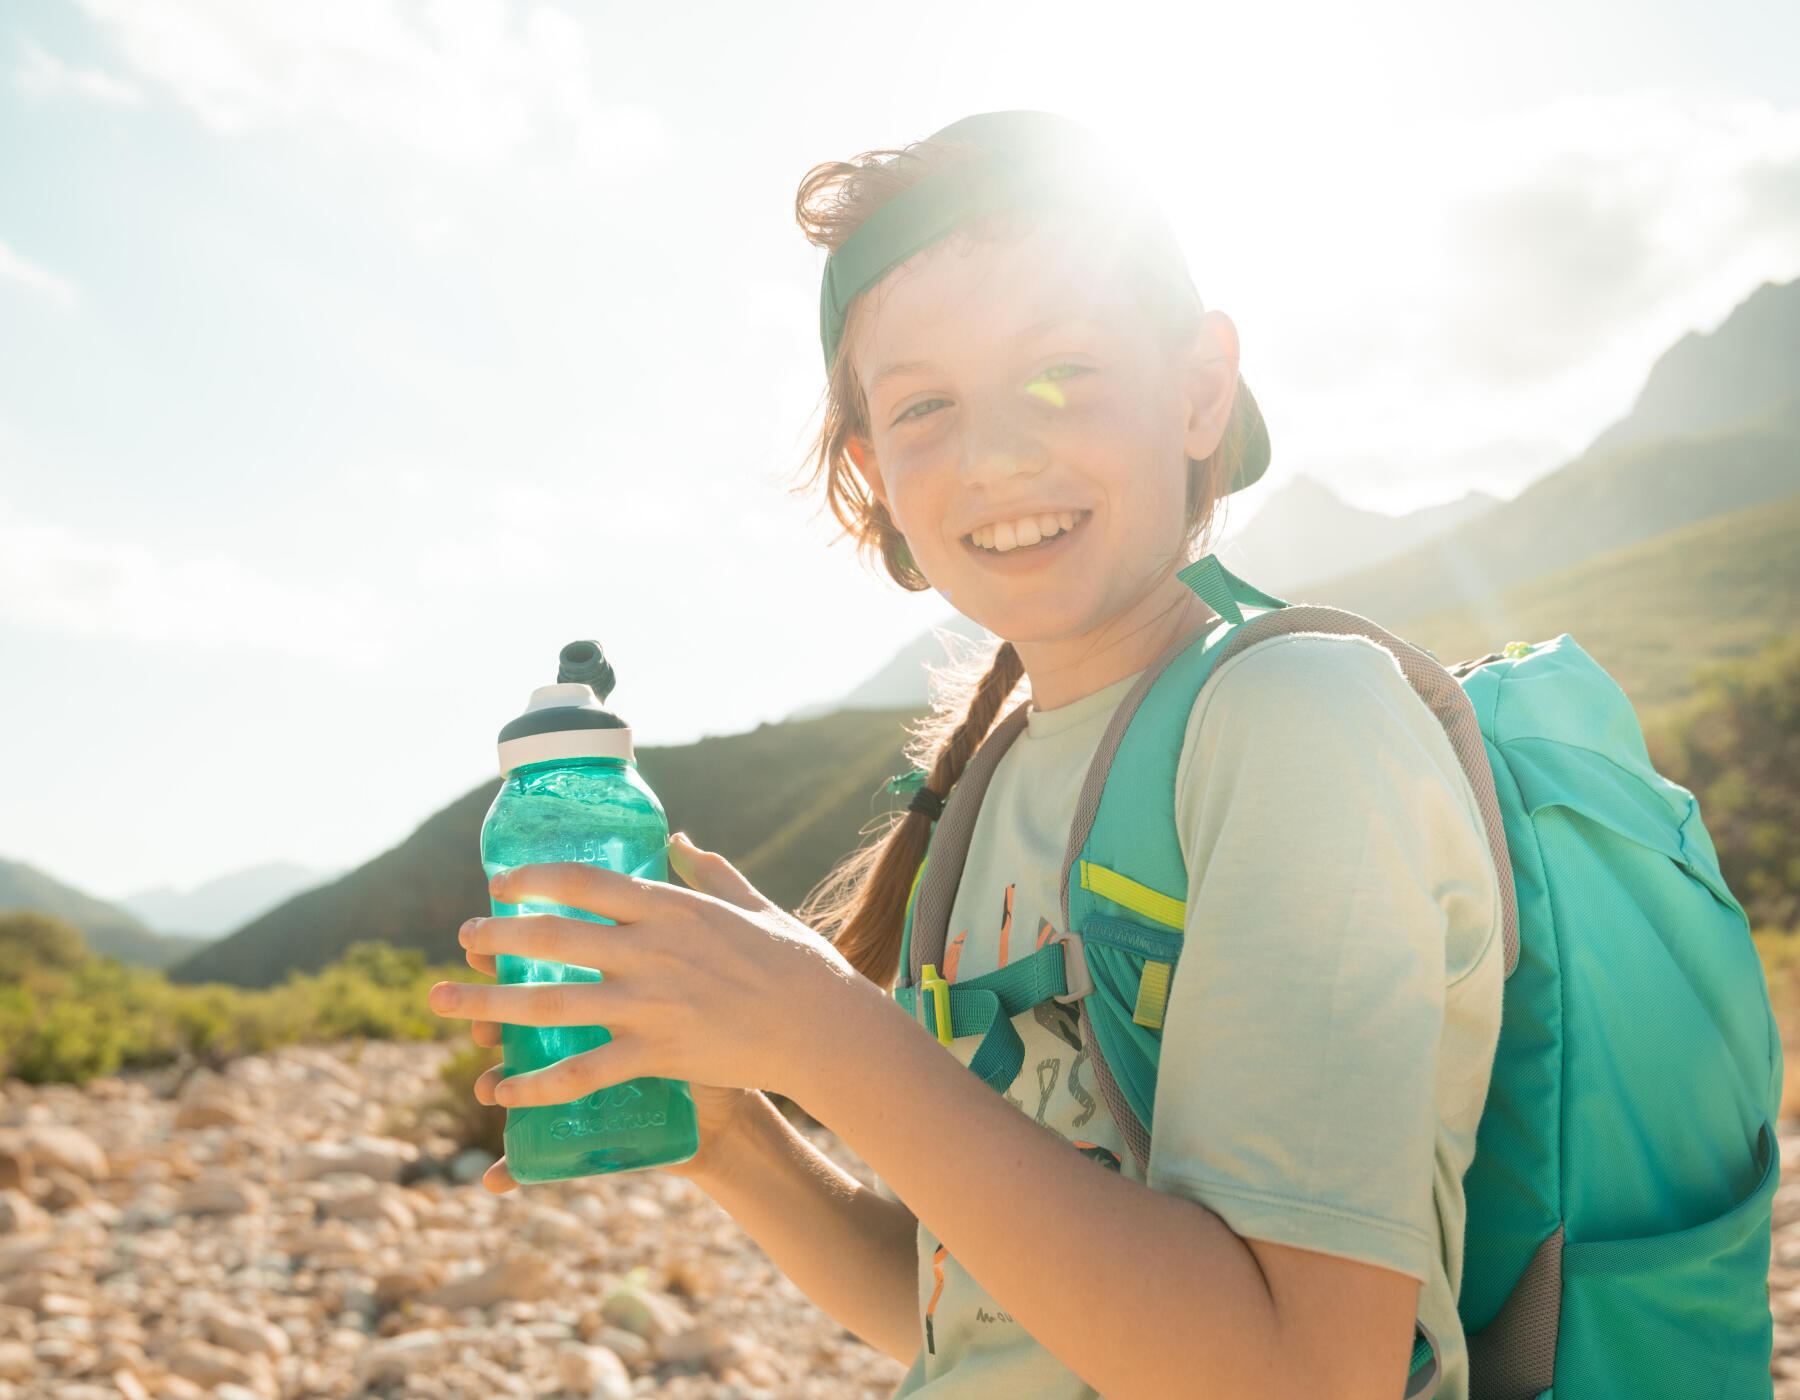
{"left": 968, "top": 510, "right": 1087, "bottom": 554}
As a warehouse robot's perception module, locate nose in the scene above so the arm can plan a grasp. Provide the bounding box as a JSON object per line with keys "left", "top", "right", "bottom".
{"left": 957, "top": 390, "right": 1047, "bottom": 488}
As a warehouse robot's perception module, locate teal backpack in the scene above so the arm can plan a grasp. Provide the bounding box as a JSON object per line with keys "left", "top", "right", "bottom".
{"left": 891, "top": 555, "right": 1781, "bottom": 1399}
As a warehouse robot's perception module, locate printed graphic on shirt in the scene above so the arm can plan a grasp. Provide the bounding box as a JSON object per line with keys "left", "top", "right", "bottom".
{"left": 913, "top": 841, "right": 1138, "bottom": 1379}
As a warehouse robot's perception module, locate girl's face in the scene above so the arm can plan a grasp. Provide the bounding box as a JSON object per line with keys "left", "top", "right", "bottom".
{"left": 845, "top": 216, "right": 1241, "bottom": 706}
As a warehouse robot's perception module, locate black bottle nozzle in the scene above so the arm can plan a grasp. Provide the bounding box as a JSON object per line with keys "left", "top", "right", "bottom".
{"left": 557, "top": 640, "right": 616, "bottom": 703}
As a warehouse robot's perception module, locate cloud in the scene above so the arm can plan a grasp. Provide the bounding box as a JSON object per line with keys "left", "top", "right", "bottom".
{"left": 0, "top": 497, "right": 383, "bottom": 660}
{"left": 1431, "top": 93, "right": 1800, "bottom": 383}
{"left": 0, "top": 237, "right": 79, "bottom": 310}
{"left": 15, "top": 39, "right": 141, "bottom": 105}
{"left": 71, "top": 0, "right": 670, "bottom": 172}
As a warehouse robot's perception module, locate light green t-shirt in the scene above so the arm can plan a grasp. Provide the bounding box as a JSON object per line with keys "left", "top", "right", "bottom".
{"left": 891, "top": 631, "right": 1505, "bottom": 1400}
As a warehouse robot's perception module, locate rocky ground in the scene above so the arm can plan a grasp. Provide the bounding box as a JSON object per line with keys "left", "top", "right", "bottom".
{"left": 0, "top": 1039, "right": 906, "bottom": 1399}
{"left": 4, "top": 1038, "right": 1800, "bottom": 1398}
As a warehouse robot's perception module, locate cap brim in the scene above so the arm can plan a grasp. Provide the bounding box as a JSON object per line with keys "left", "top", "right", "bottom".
{"left": 1222, "top": 374, "right": 1270, "bottom": 494}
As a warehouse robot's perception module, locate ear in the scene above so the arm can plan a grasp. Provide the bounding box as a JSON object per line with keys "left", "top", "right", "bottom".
{"left": 846, "top": 435, "right": 890, "bottom": 513}
{"left": 1180, "top": 310, "right": 1242, "bottom": 463}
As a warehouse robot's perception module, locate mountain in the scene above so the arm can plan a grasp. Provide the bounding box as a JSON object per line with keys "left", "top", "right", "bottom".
{"left": 1583, "top": 278, "right": 1800, "bottom": 460}
{"left": 121, "top": 861, "right": 336, "bottom": 937}
{"left": 1216, "top": 476, "right": 1500, "bottom": 595}
{"left": 1297, "top": 278, "right": 1800, "bottom": 622}
{"left": 167, "top": 704, "right": 925, "bottom": 988}
{"left": 784, "top": 611, "right": 994, "bottom": 721}
{"left": 0, "top": 857, "right": 211, "bottom": 969}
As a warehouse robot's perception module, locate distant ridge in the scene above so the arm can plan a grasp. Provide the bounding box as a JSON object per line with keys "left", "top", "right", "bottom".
{"left": 122, "top": 861, "right": 336, "bottom": 937}
{"left": 1216, "top": 476, "right": 1499, "bottom": 595}
{"left": 0, "top": 857, "right": 210, "bottom": 969}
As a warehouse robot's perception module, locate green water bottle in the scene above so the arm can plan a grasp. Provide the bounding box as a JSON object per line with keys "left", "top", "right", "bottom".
{"left": 480, "top": 639, "right": 699, "bottom": 1181}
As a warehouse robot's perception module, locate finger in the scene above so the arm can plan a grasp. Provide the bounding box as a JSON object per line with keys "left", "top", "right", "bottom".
{"left": 429, "top": 978, "right": 620, "bottom": 1028}
{"left": 474, "top": 1061, "right": 508, "bottom": 1105}
{"left": 483, "top": 1156, "right": 519, "bottom": 1194}
{"left": 460, "top": 912, "right": 640, "bottom": 974}
{"left": 471, "top": 1020, "right": 501, "bottom": 1049}
{"left": 492, "top": 1042, "right": 634, "bottom": 1108}
{"left": 488, "top": 862, "right": 662, "bottom": 923}
{"left": 465, "top": 948, "right": 498, "bottom": 978}
{"left": 668, "top": 832, "right": 769, "bottom": 913}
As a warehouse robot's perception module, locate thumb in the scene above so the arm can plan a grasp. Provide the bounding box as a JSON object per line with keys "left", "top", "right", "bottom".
{"left": 668, "top": 832, "right": 767, "bottom": 912}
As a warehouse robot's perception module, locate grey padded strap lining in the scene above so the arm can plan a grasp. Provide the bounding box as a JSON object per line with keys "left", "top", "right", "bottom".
{"left": 1211, "top": 608, "right": 1520, "bottom": 979}
{"left": 1466, "top": 1226, "right": 1563, "bottom": 1400}
{"left": 906, "top": 699, "right": 1033, "bottom": 988}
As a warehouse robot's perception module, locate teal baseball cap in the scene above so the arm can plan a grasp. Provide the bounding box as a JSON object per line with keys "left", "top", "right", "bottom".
{"left": 817, "top": 110, "right": 1270, "bottom": 495}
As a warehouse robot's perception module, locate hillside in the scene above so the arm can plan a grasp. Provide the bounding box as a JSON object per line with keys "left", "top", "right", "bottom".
{"left": 168, "top": 704, "right": 926, "bottom": 988}
{"left": 0, "top": 858, "right": 209, "bottom": 969}
{"left": 1388, "top": 492, "right": 1800, "bottom": 710}
{"left": 1297, "top": 418, "right": 1798, "bottom": 623}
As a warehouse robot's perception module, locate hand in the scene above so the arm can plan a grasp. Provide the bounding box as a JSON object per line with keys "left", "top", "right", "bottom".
{"left": 430, "top": 833, "right": 863, "bottom": 1190}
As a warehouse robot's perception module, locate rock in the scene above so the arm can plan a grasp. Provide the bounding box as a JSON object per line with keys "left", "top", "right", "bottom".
{"left": 0, "top": 1304, "right": 35, "bottom": 1341}
{"left": 113, "top": 1368, "right": 152, "bottom": 1400}
{"left": 167, "top": 1337, "right": 266, "bottom": 1389}
{"left": 521, "top": 1202, "right": 584, "bottom": 1247}
{"left": 8, "top": 1126, "right": 106, "bottom": 1181}
{"left": 321, "top": 1184, "right": 416, "bottom": 1232}
{"left": 0, "top": 1189, "right": 46, "bottom": 1234}
{"left": 295, "top": 1135, "right": 419, "bottom": 1183}
{"left": 373, "top": 1263, "right": 444, "bottom": 1307}
{"left": 556, "top": 1341, "right": 633, "bottom": 1399}
{"left": 40, "top": 1166, "right": 95, "bottom": 1211}
{"left": 172, "top": 1095, "right": 248, "bottom": 1131}
{"left": 654, "top": 1320, "right": 752, "bottom": 1374}
{"left": 0, "top": 1340, "right": 31, "bottom": 1381}
{"left": 450, "top": 1147, "right": 496, "bottom": 1184}
{"left": 360, "top": 1328, "right": 449, "bottom": 1385}
{"left": 175, "top": 1174, "right": 266, "bottom": 1217}
{"left": 0, "top": 1148, "right": 31, "bottom": 1193}
{"left": 204, "top": 1308, "right": 291, "bottom": 1358}
{"left": 598, "top": 1281, "right": 692, "bottom": 1340}
{"left": 592, "top": 1324, "right": 651, "bottom": 1367}
{"left": 420, "top": 1252, "right": 556, "bottom": 1310}
{"left": 151, "top": 1374, "right": 206, "bottom": 1400}
{"left": 3, "top": 1281, "right": 89, "bottom": 1317}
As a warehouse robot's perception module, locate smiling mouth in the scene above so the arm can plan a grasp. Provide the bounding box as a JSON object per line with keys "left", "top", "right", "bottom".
{"left": 964, "top": 510, "right": 1092, "bottom": 556}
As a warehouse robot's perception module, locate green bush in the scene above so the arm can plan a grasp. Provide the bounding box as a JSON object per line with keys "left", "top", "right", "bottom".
{"left": 0, "top": 910, "right": 87, "bottom": 980}
{"left": 1647, "top": 635, "right": 1800, "bottom": 930}
{"left": 0, "top": 923, "right": 487, "bottom": 1086}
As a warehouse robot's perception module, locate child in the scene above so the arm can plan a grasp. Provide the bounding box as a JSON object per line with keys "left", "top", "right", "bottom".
{"left": 434, "top": 110, "right": 1504, "bottom": 1400}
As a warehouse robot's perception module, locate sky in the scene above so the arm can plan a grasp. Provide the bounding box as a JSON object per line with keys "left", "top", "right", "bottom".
{"left": 2, "top": 0, "right": 1797, "bottom": 902}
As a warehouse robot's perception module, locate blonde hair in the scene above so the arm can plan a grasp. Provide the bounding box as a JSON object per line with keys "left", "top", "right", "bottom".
{"left": 786, "top": 136, "right": 1242, "bottom": 988}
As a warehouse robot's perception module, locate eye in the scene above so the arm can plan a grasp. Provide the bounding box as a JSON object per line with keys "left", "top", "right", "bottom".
{"left": 1024, "top": 363, "right": 1091, "bottom": 408}
{"left": 893, "top": 397, "right": 950, "bottom": 426}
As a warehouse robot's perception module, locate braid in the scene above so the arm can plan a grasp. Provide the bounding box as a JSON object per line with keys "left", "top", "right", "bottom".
{"left": 796, "top": 640, "right": 1026, "bottom": 987}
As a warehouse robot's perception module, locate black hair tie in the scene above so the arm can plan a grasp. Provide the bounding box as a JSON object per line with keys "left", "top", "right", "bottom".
{"left": 908, "top": 786, "right": 946, "bottom": 822}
